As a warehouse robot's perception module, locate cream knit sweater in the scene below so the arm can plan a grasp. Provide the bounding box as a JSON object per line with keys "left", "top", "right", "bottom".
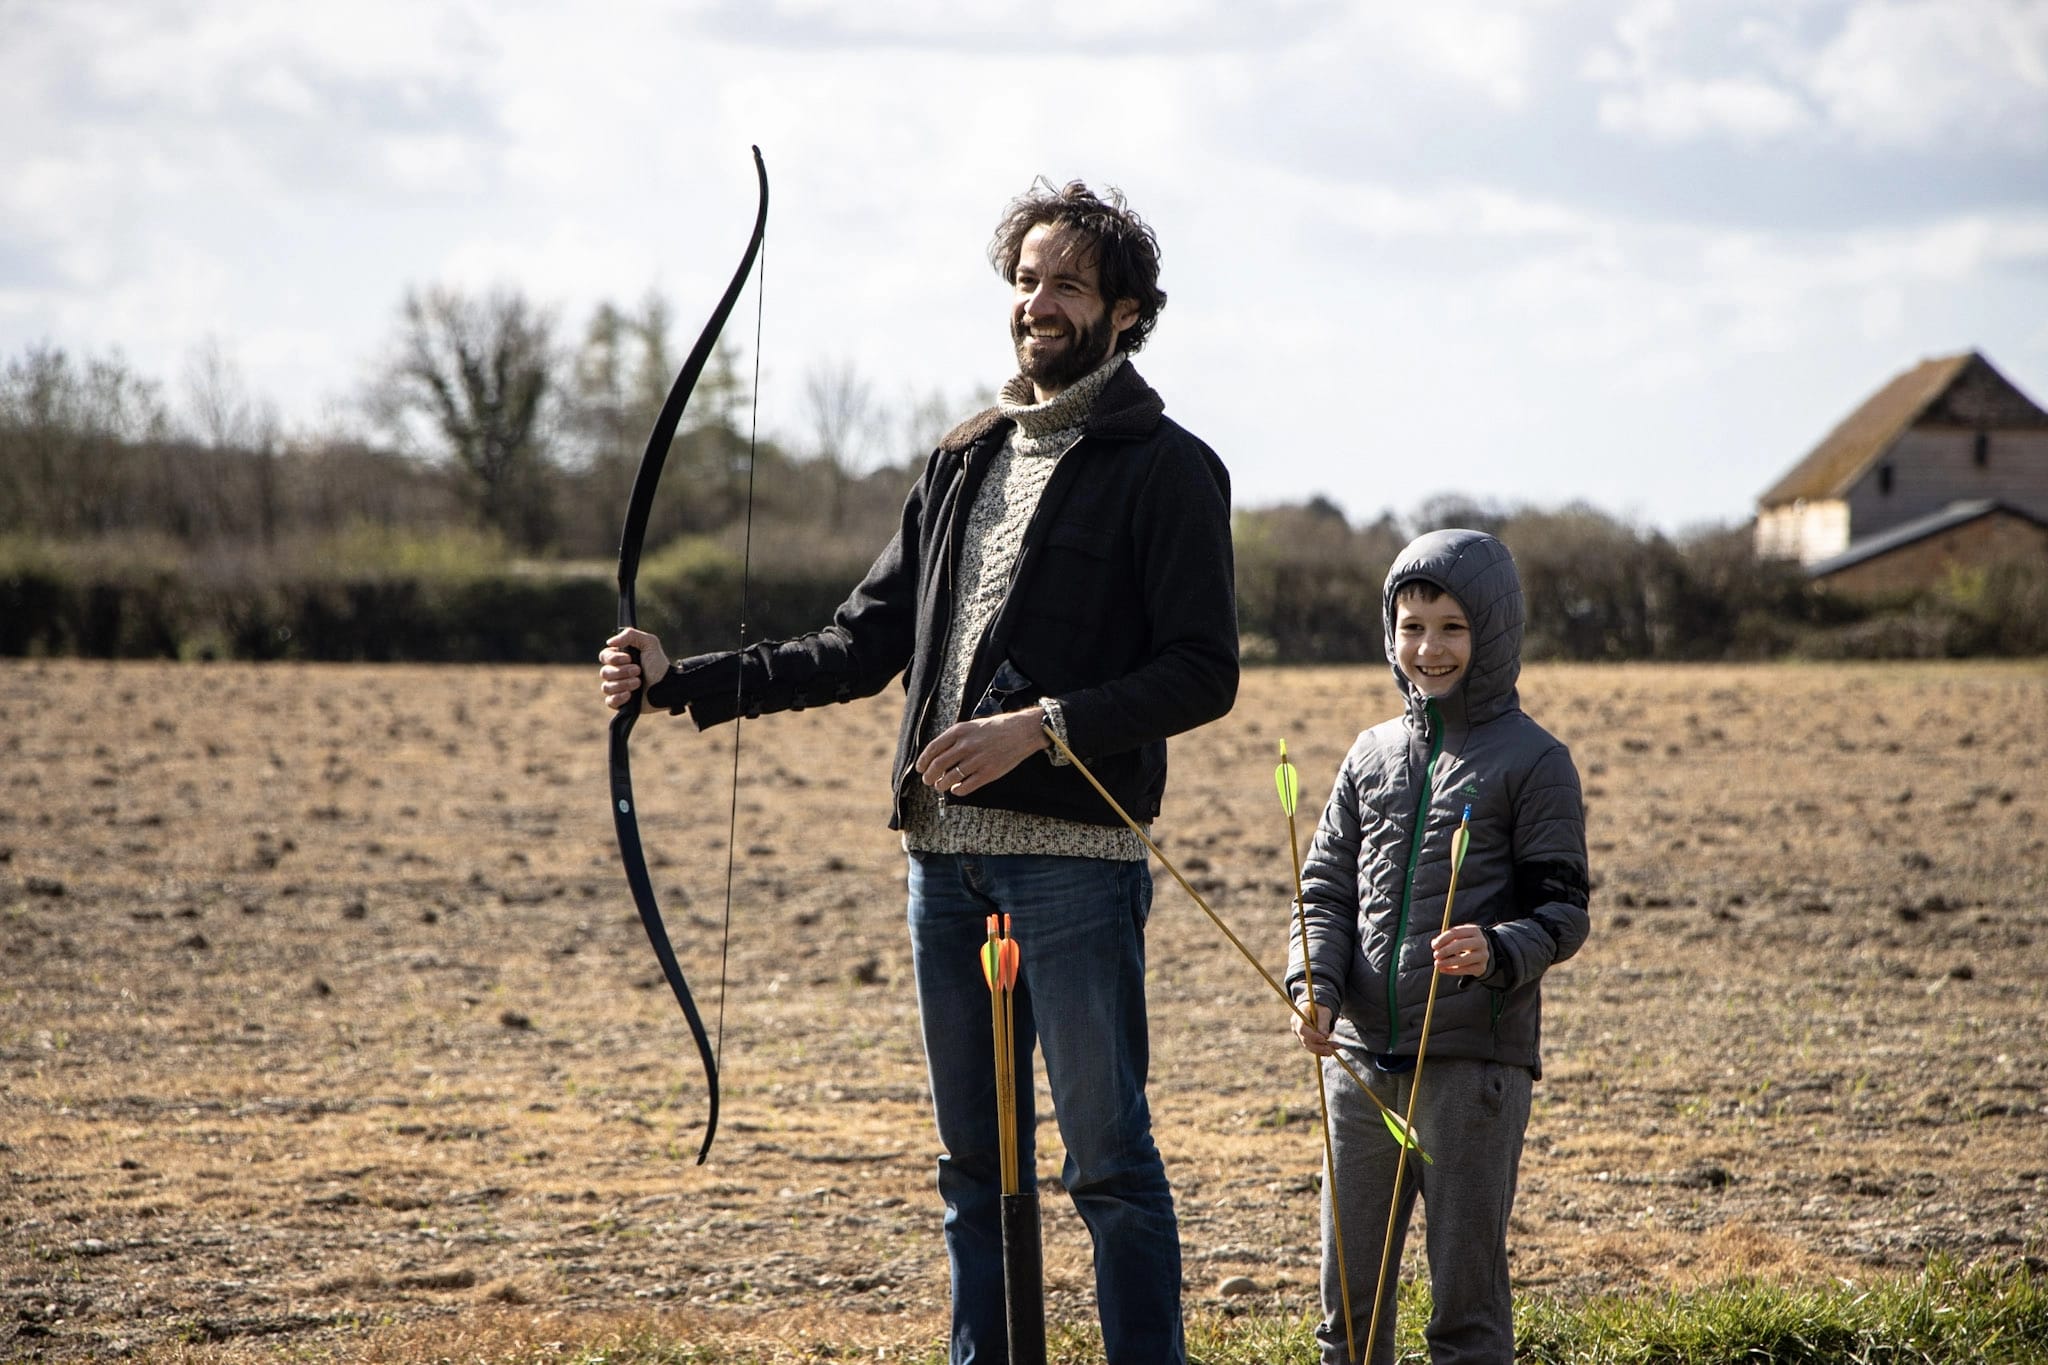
{"left": 901, "top": 355, "right": 1145, "bottom": 861}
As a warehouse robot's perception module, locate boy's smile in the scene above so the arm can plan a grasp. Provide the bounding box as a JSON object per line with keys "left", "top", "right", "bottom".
{"left": 1394, "top": 595, "right": 1472, "bottom": 699}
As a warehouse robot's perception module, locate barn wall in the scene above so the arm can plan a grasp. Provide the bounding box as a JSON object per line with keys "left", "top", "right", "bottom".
{"left": 1817, "top": 513, "right": 2048, "bottom": 597}
{"left": 1843, "top": 429, "right": 2048, "bottom": 541}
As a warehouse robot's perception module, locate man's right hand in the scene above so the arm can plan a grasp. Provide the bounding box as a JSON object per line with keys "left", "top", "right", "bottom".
{"left": 600, "top": 627, "right": 671, "bottom": 711}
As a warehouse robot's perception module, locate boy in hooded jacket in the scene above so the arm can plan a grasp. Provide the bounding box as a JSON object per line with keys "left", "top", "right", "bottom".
{"left": 1286, "top": 528, "right": 1590, "bottom": 1365}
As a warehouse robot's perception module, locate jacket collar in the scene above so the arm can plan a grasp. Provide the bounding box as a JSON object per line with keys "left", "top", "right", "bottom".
{"left": 936, "top": 359, "right": 1165, "bottom": 455}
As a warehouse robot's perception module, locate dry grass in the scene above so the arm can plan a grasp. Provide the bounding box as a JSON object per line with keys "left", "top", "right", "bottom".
{"left": 2, "top": 659, "right": 2044, "bottom": 1361}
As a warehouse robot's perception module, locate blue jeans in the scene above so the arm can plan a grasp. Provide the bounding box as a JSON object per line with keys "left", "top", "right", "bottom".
{"left": 907, "top": 851, "right": 1184, "bottom": 1365}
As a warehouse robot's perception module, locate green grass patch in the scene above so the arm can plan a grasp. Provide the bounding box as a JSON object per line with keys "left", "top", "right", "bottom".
{"left": 1513, "top": 1257, "right": 2048, "bottom": 1364}
{"left": 176, "top": 1258, "right": 2042, "bottom": 1363}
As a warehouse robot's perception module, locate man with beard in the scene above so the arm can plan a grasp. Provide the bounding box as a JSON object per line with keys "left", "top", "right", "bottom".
{"left": 599, "top": 178, "right": 1237, "bottom": 1365}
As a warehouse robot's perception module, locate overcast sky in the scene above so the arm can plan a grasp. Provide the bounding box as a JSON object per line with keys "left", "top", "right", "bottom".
{"left": 4, "top": 0, "right": 2045, "bottom": 534}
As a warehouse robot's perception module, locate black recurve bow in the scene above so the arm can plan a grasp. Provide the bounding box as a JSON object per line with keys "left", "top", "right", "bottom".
{"left": 608, "top": 145, "right": 769, "bottom": 1164}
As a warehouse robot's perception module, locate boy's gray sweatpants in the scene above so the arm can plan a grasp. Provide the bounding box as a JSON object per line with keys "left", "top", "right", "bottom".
{"left": 1318, "top": 1045, "right": 1533, "bottom": 1365}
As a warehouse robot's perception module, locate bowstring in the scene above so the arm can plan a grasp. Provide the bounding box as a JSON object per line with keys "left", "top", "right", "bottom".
{"left": 715, "top": 231, "right": 765, "bottom": 1070}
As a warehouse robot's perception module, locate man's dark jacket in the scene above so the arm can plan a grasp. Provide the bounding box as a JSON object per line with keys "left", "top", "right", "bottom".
{"left": 647, "top": 362, "right": 1239, "bottom": 830}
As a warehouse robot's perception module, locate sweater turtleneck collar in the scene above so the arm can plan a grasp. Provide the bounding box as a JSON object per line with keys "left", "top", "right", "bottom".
{"left": 996, "top": 352, "right": 1126, "bottom": 441}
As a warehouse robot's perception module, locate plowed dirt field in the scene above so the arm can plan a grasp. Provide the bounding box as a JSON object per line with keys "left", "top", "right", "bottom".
{"left": 3, "top": 660, "right": 2044, "bottom": 1360}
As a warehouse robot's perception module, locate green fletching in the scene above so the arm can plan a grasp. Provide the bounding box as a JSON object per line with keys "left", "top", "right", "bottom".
{"left": 1451, "top": 821, "right": 1470, "bottom": 876}
{"left": 1275, "top": 740, "right": 1299, "bottom": 816}
{"left": 980, "top": 941, "right": 1001, "bottom": 992}
{"left": 1381, "top": 1109, "right": 1434, "bottom": 1164}
{"left": 1381, "top": 1108, "right": 1432, "bottom": 1162}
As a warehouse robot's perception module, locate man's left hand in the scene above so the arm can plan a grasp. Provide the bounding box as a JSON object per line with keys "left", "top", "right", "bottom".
{"left": 914, "top": 708, "right": 1049, "bottom": 797}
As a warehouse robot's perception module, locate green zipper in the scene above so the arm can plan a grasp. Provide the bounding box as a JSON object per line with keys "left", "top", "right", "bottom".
{"left": 1386, "top": 699, "right": 1443, "bottom": 1049}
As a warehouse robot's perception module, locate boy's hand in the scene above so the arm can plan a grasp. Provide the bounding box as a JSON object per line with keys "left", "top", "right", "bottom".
{"left": 1292, "top": 1002, "right": 1338, "bottom": 1057}
{"left": 1432, "top": 924, "right": 1491, "bottom": 977}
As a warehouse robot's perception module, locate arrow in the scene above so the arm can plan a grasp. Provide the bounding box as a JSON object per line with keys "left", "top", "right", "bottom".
{"left": 982, "top": 914, "right": 1022, "bottom": 1194}
{"left": 1278, "top": 740, "right": 1357, "bottom": 1365}
{"left": 981, "top": 913, "right": 1044, "bottom": 1364}
{"left": 1040, "top": 725, "right": 1428, "bottom": 1162}
{"left": 1365, "top": 802, "right": 1472, "bottom": 1360}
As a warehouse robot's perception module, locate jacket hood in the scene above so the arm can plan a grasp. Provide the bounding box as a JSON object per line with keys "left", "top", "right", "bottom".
{"left": 1383, "top": 528, "right": 1524, "bottom": 724}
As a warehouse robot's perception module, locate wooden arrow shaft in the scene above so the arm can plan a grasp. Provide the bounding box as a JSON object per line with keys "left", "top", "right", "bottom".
{"left": 1042, "top": 726, "right": 1427, "bottom": 1156}
{"left": 1365, "top": 812, "right": 1471, "bottom": 1359}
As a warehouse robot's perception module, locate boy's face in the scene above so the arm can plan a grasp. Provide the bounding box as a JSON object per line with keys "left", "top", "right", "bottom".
{"left": 1394, "top": 593, "right": 1471, "bottom": 699}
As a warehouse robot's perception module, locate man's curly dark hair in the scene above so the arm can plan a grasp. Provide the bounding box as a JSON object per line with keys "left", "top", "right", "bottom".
{"left": 987, "top": 179, "right": 1167, "bottom": 355}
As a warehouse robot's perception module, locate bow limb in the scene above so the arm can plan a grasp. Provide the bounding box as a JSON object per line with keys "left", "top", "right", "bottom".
{"left": 608, "top": 146, "right": 769, "bottom": 1165}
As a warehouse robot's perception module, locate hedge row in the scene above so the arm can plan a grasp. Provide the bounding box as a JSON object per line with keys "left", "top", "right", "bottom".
{"left": 3, "top": 554, "right": 2040, "bottom": 663}
{"left": 0, "top": 564, "right": 853, "bottom": 663}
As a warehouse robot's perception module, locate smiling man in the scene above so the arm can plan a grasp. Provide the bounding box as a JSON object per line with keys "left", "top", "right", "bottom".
{"left": 599, "top": 179, "right": 1237, "bottom": 1365}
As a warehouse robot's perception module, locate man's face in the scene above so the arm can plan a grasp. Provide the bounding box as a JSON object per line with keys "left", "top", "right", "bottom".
{"left": 1010, "top": 223, "right": 1139, "bottom": 400}
{"left": 1394, "top": 592, "right": 1472, "bottom": 699}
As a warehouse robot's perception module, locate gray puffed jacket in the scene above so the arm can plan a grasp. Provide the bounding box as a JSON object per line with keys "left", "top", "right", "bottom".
{"left": 1285, "top": 529, "right": 1589, "bottom": 1077}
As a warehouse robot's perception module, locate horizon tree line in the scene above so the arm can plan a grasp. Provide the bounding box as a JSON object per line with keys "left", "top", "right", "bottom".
{"left": 8, "top": 283, "right": 2039, "bottom": 663}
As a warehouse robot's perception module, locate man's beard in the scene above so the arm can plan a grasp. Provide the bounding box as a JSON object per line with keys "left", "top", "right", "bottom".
{"left": 1013, "top": 312, "right": 1114, "bottom": 393}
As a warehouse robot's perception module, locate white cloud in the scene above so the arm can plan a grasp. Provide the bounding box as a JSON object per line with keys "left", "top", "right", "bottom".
{"left": 1586, "top": 0, "right": 1816, "bottom": 143}
{"left": 1587, "top": 0, "right": 2048, "bottom": 151}
{"left": 1275, "top": 3, "right": 1548, "bottom": 110}
{"left": 380, "top": 131, "right": 495, "bottom": 192}
{"left": 710, "top": 0, "right": 1346, "bottom": 51}
{"left": 1377, "top": 5, "right": 1544, "bottom": 108}
{"left": 57, "top": 3, "right": 468, "bottom": 125}
{"left": 1, "top": 0, "right": 2043, "bottom": 531}
{"left": 1597, "top": 73, "right": 1813, "bottom": 142}
{"left": 1808, "top": 0, "right": 2048, "bottom": 150}
{"left": 1317, "top": 180, "right": 1589, "bottom": 240}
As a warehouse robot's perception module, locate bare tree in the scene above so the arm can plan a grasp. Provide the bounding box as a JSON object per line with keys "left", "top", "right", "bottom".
{"left": 556, "top": 291, "right": 764, "bottom": 553}
{"left": 630, "top": 293, "right": 678, "bottom": 430}
{"left": 183, "top": 339, "right": 278, "bottom": 451}
{"left": 375, "top": 287, "right": 558, "bottom": 550}
{"left": 803, "top": 359, "right": 879, "bottom": 530}
{"left": 181, "top": 339, "right": 283, "bottom": 544}
{"left": 679, "top": 318, "right": 760, "bottom": 528}
{"left": 893, "top": 386, "right": 958, "bottom": 466}
{"left": 0, "top": 344, "right": 168, "bottom": 535}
